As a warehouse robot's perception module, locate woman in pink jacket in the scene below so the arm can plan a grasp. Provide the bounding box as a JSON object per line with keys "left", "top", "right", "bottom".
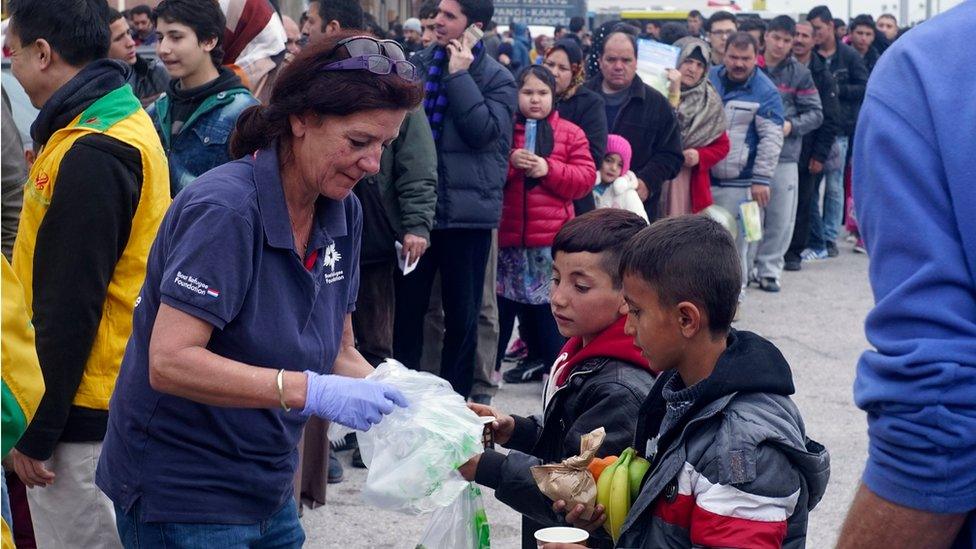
{"left": 497, "top": 65, "right": 596, "bottom": 384}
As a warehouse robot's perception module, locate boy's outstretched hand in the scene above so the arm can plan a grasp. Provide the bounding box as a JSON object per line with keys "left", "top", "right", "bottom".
{"left": 552, "top": 500, "right": 607, "bottom": 532}
{"left": 467, "top": 403, "right": 515, "bottom": 445}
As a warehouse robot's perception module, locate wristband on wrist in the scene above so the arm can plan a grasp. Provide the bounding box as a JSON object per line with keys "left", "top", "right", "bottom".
{"left": 276, "top": 369, "right": 291, "bottom": 412}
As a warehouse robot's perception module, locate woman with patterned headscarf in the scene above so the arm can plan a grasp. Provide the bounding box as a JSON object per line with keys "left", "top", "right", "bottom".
{"left": 544, "top": 38, "right": 606, "bottom": 214}
{"left": 660, "top": 37, "right": 730, "bottom": 215}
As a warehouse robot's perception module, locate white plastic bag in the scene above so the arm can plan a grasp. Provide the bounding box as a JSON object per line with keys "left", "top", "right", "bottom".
{"left": 416, "top": 483, "right": 491, "bottom": 549}
{"left": 358, "top": 360, "right": 485, "bottom": 514}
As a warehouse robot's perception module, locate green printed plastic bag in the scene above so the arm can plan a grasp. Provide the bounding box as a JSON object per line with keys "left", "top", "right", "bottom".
{"left": 416, "top": 483, "right": 491, "bottom": 549}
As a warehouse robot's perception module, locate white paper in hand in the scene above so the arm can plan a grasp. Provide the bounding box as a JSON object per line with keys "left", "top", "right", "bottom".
{"left": 395, "top": 241, "right": 420, "bottom": 275}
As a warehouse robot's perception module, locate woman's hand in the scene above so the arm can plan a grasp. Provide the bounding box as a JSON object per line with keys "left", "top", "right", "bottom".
{"left": 526, "top": 156, "right": 549, "bottom": 178}
{"left": 683, "top": 148, "right": 700, "bottom": 167}
{"left": 468, "top": 403, "right": 515, "bottom": 445}
{"left": 302, "top": 372, "right": 408, "bottom": 431}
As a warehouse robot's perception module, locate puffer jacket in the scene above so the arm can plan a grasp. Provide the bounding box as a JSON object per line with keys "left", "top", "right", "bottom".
{"left": 708, "top": 67, "right": 785, "bottom": 188}
{"left": 474, "top": 316, "right": 656, "bottom": 549}
{"left": 498, "top": 111, "right": 595, "bottom": 248}
{"left": 764, "top": 56, "right": 823, "bottom": 163}
{"left": 617, "top": 330, "right": 830, "bottom": 549}
{"left": 413, "top": 45, "right": 517, "bottom": 230}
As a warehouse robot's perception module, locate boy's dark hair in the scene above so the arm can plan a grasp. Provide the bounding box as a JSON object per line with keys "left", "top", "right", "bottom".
{"left": 418, "top": 0, "right": 440, "bottom": 20}
{"left": 850, "top": 14, "right": 876, "bottom": 32}
{"left": 108, "top": 8, "right": 125, "bottom": 24}
{"left": 318, "top": 0, "right": 365, "bottom": 31}
{"left": 833, "top": 17, "right": 847, "bottom": 29}
{"left": 738, "top": 17, "right": 767, "bottom": 34}
{"left": 458, "top": 0, "right": 494, "bottom": 28}
{"left": 767, "top": 15, "right": 796, "bottom": 35}
{"left": 552, "top": 209, "right": 648, "bottom": 288}
{"left": 154, "top": 0, "right": 225, "bottom": 68}
{"left": 646, "top": 20, "right": 662, "bottom": 29}
{"left": 689, "top": 9, "right": 703, "bottom": 18}
{"left": 569, "top": 16, "right": 585, "bottom": 33}
{"left": 807, "top": 5, "right": 834, "bottom": 25}
{"left": 130, "top": 4, "right": 153, "bottom": 18}
{"left": 620, "top": 216, "right": 741, "bottom": 334}
{"left": 706, "top": 11, "right": 737, "bottom": 32}
{"left": 659, "top": 21, "right": 690, "bottom": 44}
{"left": 8, "top": 0, "right": 110, "bottom": 67}
{"left": 726, "top": 31, "right": 758, "bottom": 54}
{"left": 554, "top": 24, "right": 565, "bottom": 35}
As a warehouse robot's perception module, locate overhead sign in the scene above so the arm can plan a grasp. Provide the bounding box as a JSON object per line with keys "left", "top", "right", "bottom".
{"left": 493, "top": 0, "right": 587, "bottom": 26}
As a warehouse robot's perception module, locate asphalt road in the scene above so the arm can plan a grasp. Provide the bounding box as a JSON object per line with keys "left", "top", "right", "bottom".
{"left": 303, "top": 239, "right": 873, "bottom": 548}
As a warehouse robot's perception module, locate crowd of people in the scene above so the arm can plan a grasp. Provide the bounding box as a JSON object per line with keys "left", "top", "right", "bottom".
{"left": 1, "top": 0, "right": 972, "bottom": 547}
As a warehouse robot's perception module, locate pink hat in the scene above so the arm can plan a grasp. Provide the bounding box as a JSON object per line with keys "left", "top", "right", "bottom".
{"left": 605, "top": 134, "right": 632, "bottom": 175}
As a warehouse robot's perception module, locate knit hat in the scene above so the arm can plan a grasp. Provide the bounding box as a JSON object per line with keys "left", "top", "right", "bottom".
{"left": 605, "top": 134, "right": 632, "bottom": 175}
{"left": 403, "top": 18, "right": 422, "bottom": 34}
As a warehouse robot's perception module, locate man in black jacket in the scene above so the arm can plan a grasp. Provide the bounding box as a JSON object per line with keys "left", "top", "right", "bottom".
{"left": 584, "top": 31, "right": 683, "bottom": 221}
{"left": 394, "top": 0, "right": 516, "bottom": 399}
{"left": 784, "top": 20, "right": 840, "bottom": 271}
{"left": 107, "top": 8, "right": 169, "bottom": 107}
{"left": 806, "top": 5, "right": 867, "bottom": 258}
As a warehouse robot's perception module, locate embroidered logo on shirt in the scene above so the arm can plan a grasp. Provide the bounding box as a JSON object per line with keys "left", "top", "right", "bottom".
{"left": 322, "top": 243, "right": 345, "bottom": 284}
{"left": 174, "top": 270, "right": 219, "bottom": 298}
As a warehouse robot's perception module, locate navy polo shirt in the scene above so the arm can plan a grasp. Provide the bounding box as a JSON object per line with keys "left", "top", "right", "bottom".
{"left": 96, "top": 145, "right": 361, "bottom": 523}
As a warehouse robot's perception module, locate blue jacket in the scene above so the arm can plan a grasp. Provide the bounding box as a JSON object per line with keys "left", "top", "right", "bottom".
{"left": 413, "top": 45, "right": 517, "bottom": 229}
{"left": 708, "top": 66, "right": 784, "bottom": 187}
{"left": 853, "top": 1, "right": 976, "bottom": 541}
{"left": 149, "top": 87, "right": 258, "bottom": 197}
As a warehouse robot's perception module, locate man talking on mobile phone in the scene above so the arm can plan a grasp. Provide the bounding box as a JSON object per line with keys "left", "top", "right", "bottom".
{"left": 393, "top": 0, "right": 516, "bottom": 399}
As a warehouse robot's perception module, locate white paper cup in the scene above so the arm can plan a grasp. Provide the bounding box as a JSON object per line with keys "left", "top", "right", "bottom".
{"left": 534, "top": 526, "right": 589, "bottom": 547}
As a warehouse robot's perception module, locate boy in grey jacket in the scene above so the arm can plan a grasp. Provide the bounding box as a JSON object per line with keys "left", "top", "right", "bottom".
{"left": 751, "top": 15, "right": 823, "bottom": 292}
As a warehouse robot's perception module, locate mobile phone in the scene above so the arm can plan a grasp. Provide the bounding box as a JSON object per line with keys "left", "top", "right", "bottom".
{"left": 463, "top": 24, "right": 484, "bottom": 45}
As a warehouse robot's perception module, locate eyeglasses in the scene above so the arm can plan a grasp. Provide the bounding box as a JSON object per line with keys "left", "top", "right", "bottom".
{"left": 322, "top": 36, "right": 419, "bottom": 81}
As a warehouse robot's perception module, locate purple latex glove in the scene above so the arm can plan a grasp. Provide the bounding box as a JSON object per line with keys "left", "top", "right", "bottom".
{"left": 301, "top": 371, "right": 408, "bottom": 431}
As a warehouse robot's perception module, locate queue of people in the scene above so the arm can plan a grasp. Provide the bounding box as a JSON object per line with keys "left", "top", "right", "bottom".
{"left": 0, "top": 0, "right": 946, "bottom": 547}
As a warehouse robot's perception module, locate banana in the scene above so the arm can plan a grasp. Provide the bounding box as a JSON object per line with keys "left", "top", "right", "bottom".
{"left": 607, "top": 448, "right": 634, "bottom": 542}
{"left": 596, "top": 450, "right": 622, "bottom": 527}
{"left": 628, "top": 454, "right": 651, "bottom": 501}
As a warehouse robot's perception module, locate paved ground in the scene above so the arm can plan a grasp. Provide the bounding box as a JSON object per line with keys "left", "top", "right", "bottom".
{"left": 304, "top": 240, "right": 873, "bottom": 548}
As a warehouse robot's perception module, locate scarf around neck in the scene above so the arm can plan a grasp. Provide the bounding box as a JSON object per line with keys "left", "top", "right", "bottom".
{"left": 424, "top": 41, "right": 485, "bottom": 142}
{"left": 673, "top": 37, "right": 727, "bottom": 149}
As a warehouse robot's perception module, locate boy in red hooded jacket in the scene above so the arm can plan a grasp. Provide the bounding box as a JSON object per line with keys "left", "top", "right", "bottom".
{"left": 460, "top": 209, "right": 658, "bottom": 549}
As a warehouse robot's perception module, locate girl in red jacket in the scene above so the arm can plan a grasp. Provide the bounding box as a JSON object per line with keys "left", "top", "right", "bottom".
{"left": 497, "top": 65, "right": 596, "bottom": 384}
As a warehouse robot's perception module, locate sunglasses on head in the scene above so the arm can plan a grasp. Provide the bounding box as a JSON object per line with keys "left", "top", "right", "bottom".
{"left": 322, "top": 36, "right": 419, "bottom": 82}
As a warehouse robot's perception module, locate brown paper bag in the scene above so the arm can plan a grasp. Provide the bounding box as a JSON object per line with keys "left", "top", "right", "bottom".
{"left": 530, "top": 427, "right": 606, "bottom": 521}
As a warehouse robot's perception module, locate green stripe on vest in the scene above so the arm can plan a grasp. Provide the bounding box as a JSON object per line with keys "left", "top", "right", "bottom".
{"left": 1, "top": 381, "right": 29, "bottom": 457}
{"left": 75, "top": 84, "right": 141, "bottom": 132}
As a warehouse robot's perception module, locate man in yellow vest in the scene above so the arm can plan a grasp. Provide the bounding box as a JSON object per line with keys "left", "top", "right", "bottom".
{"left": 5, "top": 0, "right": 170, "bottom": 546}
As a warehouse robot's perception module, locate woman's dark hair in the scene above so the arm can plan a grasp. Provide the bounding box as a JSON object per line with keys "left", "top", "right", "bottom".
{"left": 8, "top": 0, "right": 110, "bottom": 67}
{"left": 620, "top": 215, "right": 741, "bottom": 335}
{"left": 516, "top": 65, "right": 557, "bottom": 95}
{"left": 553, "top": 209, "right": 648, "bottom": 288}
{"left": 153, "top": 0, "right": 226, "bottom": 68}
{"left": 230, "top": 30, "right": 424, "bottom": 158}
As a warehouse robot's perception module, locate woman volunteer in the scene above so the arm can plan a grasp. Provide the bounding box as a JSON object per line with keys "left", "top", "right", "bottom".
{"left": 96, "top": 32, "right": 423, "bottom": 547}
